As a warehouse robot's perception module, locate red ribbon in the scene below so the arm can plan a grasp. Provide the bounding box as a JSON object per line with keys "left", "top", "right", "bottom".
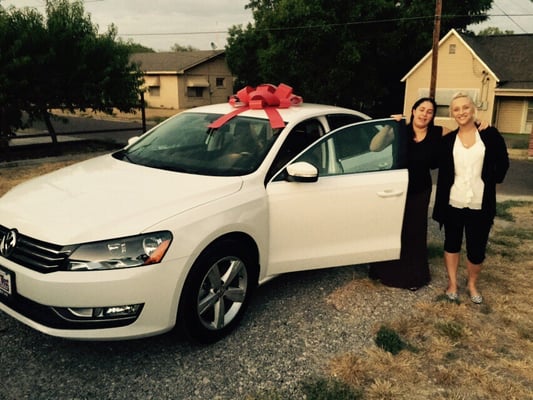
{"left": 208, "top": 83, "right": 303, "bottom": 129}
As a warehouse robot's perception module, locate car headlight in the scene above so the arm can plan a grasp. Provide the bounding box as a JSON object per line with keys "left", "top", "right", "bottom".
{"left": 67, "top": 231, "right": 172, "bottom": 271}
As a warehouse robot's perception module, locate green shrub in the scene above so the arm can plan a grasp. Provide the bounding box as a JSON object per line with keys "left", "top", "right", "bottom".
{"left": 501, "top": 133, "right": 529, "bottom": 149}
{"left": 375, "top": 326, "right": 407, "bottom": 355}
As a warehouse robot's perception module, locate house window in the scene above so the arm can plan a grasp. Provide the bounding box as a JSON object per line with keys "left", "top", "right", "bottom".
{"left": 418, "top": 88, "right": 479, "bottom": 117}
{"left": 187, "top": 87, "right": 204, "bottom": 97}
{"left": 216, "top": 77, "right": 225, "bottom": 87}
{"left": 436, "top": 104, "right": 450, "bottom": 117}
{"left": 449, "top": 44, "right": 456, "bottom": 54}
{"left": 149, "top": 86, "right": 160, "bottom": 97}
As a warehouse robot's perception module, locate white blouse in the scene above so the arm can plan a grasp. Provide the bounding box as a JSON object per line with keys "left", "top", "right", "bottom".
{"left": 449, "top": 131, "right": 486, "bottom": 210}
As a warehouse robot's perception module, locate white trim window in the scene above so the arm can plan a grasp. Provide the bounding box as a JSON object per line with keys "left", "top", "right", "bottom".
{"left": 418, "top": 88, "right": 480, "bottom": 117}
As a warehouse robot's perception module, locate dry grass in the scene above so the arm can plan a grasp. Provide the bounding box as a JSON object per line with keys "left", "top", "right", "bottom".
{"left": 328, "top": 204, "right": 533, "bottom": 399}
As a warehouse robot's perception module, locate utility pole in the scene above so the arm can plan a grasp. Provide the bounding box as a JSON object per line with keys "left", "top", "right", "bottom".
{"left": 429, "top": 0, "right": 442, "bottom": 99}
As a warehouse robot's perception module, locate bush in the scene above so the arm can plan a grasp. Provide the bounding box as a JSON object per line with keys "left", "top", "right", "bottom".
{"left": 501, "top": 133, "right": 529, "bottom": 149}
{"left": 375, "top": 326, "right": 408, "bottom": 355}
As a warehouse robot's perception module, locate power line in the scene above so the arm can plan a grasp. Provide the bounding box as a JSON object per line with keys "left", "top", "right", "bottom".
{"left": 117, "top": 13, "right": 533, "bottom": 38}
{"left": 4, "top": 2, "right": 533, "bottom": 37}
{"left": 493, "top": 2, "right": 528, "bottom": 32}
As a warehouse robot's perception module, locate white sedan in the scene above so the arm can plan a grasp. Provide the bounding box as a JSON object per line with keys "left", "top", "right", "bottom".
{"left": 0, "top": 100, "right": 407, "bottom": 343}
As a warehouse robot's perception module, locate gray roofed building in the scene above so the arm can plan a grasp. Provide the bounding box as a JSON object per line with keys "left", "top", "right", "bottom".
{"left": 130, "top": 50, "right": 234, "bottom": 110}
{"left": 131, "top": 50, "right": 226, "bottom": 73}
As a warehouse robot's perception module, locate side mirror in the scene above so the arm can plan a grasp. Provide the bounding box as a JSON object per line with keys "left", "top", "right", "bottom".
{"left": 127, "top": 136, "right": 140, "bottom": 146}
{"left": 286, "top": 161, "right": 318, "bottom": 183}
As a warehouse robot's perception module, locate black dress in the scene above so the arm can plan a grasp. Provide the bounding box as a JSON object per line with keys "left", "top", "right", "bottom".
{"left": 368, "top": 124, "right": 442, "bottom": 290}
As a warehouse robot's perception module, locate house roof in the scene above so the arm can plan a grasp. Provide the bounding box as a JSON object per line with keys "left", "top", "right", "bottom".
{"left": 459, "top": 32, "right": 533, "bottom": 90}
{"left": 401, "top": 29, "right": 533, "bottom": 90}
{"left": 130, "top": 50, "right": 225, "bottom": 74}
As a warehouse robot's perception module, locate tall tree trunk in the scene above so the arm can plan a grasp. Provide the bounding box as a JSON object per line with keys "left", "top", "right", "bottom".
{"left": 42, "top": 110, "right": 58, "bottom": 144}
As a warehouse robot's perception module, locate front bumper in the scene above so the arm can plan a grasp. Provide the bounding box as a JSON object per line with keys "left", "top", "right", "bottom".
{"left": 0, "top": 255, "right": 187, "bottom": 340}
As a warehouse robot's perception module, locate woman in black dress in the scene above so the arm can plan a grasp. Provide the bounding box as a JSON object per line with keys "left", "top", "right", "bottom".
{"left": 368, "top": 97, "right": 444, "bottom": 290}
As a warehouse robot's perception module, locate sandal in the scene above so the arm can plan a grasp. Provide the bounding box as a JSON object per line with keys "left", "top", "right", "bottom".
{"left": 470, "top": 294, "right": 483, "bottom": 304}
{"left": 445, "top": 292, "right": 458, "bottom": 301}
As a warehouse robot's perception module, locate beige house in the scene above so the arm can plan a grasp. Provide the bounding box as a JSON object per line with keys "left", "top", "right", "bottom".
{"left": 401, "top": 29, "right": 533, "bottom": 135}
{"left": 130, "top": 50, "right": 234, "bottom": 110}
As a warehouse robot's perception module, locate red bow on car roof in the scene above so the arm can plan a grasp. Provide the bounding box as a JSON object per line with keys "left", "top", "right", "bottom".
{"left": 208, "top": 83, "right": 303, "bottom": 129}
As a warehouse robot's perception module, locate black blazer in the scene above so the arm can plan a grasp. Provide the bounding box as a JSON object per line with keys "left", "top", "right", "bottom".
{"left": 432, "top": 127, "right": 509, "bottom": 226}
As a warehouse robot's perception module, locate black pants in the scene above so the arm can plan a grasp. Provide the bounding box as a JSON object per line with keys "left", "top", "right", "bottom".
{"left": 443, "top": 206, "right": 492, "bottom": 265}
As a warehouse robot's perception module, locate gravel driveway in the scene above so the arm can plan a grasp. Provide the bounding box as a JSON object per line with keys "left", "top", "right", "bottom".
{"left": 1, "top": 254, "right": 450, "bottom": 399}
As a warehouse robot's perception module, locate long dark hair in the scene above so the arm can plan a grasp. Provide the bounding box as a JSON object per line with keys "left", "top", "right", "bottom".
{"left": 408, "top": 97, "right": 437, "bottom": 128}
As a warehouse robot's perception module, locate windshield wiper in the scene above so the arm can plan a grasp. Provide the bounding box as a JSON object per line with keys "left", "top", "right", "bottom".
{"left": 113, "top": 150, "right": 135, "bottom": 164}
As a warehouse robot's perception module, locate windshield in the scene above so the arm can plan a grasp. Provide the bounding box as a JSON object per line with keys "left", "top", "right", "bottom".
{"left": 114, "top": 112, "right": 282, "bottom": 176}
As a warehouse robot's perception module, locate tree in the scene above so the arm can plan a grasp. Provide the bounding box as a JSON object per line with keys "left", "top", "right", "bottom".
{"left": 171, "top": 43, "right": 199, "bottom": 52}
{"left": 226, "top": 0, "right": 493, "bottom": 116}
{"left": 477, "top": 26, "right": 514, "bottom": 35}
{"left": 121, "top": 39, "right": 155, "bottom": 53}
{"left": 0, "top": 0, "right": 143, "bottom": 146}
{"left": 0, "top": 4, "right": 47, "bottom": 146}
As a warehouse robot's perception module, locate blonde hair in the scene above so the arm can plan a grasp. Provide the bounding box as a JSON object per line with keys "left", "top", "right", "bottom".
{"left": 449, "top": 92, "right": 477, "bottom": 117}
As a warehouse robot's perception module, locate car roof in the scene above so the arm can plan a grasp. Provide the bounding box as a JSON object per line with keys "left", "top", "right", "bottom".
{"left": 183, "top": 102, "right": 370, "bottom": 123}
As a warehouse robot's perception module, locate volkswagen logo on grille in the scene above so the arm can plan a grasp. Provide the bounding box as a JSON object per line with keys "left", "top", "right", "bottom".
{"left": 0, "top": 229, "right": 18, "bottom": 258}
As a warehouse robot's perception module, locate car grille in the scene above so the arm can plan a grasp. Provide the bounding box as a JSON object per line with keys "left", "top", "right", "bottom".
{"left": 0, "top": 225, "right": 73, "bottom": 273}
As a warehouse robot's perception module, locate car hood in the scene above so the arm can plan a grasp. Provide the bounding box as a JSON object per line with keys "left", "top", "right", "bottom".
{"left": 0, "top": 155, "right": 243, "bottom": 244}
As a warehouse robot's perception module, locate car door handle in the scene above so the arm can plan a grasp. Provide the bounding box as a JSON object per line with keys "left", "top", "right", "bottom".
{"left": 377, "top": 189, "right": 404, "bottom": 198}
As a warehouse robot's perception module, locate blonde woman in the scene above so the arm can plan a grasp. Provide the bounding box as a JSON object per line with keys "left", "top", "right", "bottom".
{"left": 432, "top": 93, "right": 509, "bottom": 303}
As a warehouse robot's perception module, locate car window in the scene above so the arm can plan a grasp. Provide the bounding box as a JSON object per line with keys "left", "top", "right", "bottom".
{"left": 290, "top": 119, "right": 406, "bottom": 177}
{"left": 266, "top": 118, "right": 325, "bottom": 182}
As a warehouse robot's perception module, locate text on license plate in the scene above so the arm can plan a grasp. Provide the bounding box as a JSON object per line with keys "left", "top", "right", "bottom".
{"left": 0, "top": 268, "right": 13, "bottom": 297}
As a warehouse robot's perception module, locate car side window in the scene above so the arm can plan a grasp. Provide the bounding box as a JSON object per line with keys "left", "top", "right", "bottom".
{"left": 292, "top": 119, "right": 406, "bottom": 177}
{"left": 267, "top": 119, "right": 325, "bottom": 182}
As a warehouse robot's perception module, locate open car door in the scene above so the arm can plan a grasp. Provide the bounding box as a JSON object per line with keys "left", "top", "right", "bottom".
{"left": 265, "top": 118, "right": 408, "bottom": 275}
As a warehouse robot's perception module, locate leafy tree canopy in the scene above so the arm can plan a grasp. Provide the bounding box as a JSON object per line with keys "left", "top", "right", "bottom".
{"left": 0, "top": 0, "right": 143, "bottom": 145}
{"left": 477, "top": 26, "right": 514, "bottom": 35}
{"left": 171, "top": 43, "right": 199, "bottom": 52}
{"left": 226, "top": 0, "right": 493, "bottom": 116}
{"left": 121, "top": 39, "right": 156, "bottom": 53}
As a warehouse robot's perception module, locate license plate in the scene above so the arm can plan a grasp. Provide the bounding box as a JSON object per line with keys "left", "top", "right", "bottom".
{"left": 0, "top": 267, "right": 13, "bottom": 298}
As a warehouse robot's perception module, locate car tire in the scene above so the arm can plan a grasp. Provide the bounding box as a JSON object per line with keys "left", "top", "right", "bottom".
{"left": 177, "top": 239, "right": 257, "bottom": 343}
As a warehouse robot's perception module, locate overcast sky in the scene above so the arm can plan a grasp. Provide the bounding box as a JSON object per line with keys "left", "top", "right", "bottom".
{"left": 3, "top": 0, "right": 253, "bottom": 51}
{"left": 470, "top": 0, "right": 533, "bottom": 34}
{"left": 3, "top": 0, "right": 533, "bottom": 51}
